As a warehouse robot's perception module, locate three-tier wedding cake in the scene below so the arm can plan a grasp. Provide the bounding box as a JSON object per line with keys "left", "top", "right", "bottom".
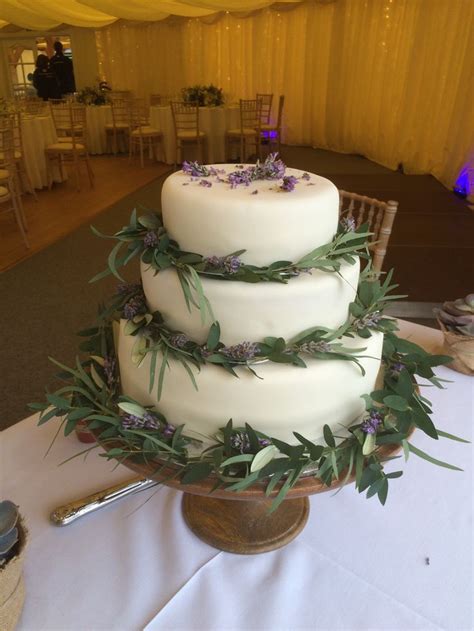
{"left": 116, "top": 160, "right": 383, "bottom": 444}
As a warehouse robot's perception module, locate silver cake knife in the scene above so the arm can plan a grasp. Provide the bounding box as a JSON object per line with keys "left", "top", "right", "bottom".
{"left": 50, "top": 477, "right": 155, "bottom": 526}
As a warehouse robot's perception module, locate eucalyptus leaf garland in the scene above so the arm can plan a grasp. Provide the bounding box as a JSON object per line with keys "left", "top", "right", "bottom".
{"left": 30, "top": 317, "right": 464, "bottom": 510}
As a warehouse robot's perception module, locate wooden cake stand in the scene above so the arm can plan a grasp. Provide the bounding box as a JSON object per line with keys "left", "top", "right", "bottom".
{"left": 116, "top": 439, "right": 404, "bottom": 555}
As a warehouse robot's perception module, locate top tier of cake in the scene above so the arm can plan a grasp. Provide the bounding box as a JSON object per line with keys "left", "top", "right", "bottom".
{"left": 162, "top": 165, "right": 339, "bottom": 267}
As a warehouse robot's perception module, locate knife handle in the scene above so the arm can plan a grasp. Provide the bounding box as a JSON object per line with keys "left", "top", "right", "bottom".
{"left": 50, "top": 477, "right": 155, "bottom": 526}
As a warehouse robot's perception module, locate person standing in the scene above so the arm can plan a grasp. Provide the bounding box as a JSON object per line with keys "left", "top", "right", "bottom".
{"left": 32, "top": 54, "right": 61, "bottom": 101}
{"left": 50, "top": 41, "right": 76, "bottom": 96}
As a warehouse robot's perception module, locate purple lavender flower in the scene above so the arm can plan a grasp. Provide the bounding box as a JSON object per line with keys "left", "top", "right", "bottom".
{"left": 209, "top": 166, "right": 226, "bottom": 176}
{"left": 230, "top": 431, "right": 251, "bottom": 453}
{"left": 390, "top": 362, "right": 404, "bottom": 379}
{"left": 361, "top": 409, "right": 384, "bottom": 434}
{"left": 222, "top": 341, "right": 259, "bottom": 362}
{"left": 143, "top": 411, "right": 160, "bottom": 430}
{"left": 256, "top": 153, "right": 286, "bottom": 180}
{"left": 200, "top": 345, "right": 213, "bottom": 358}
{"left": 163, "top": 423, "right": 176, "bottom": 438}
{"left": 103, "top": 355, "right": 116, "bottom": 388}
{"left": 143, "top": 230, "right": 159, "bottom": 248}
{"left": 204, "top": 255, "right": 242, "bottom": 274}
{"left": 301, "top": 172, "right": 311, "bottom": 181}
{"left": 230, "top": 432, "right": 271, "bottom": 453}
{"left": 280, "top": 175, "right": 298, "bottom": 192}
{"left": 298, "top": 340, "right": 331, "bottom": 354}
{"left": 200, "top": 179, "right": 212, "bottom": 188}
{"left": 228, "top": 169, "right": 253, "bottom": 188}
{"left": 182, "top": 161, "right": 210, "bottom": 177}
{"left": 116, "top": 282, "right": 142, "bottom": 295}
{"left": 223, "top": 256, "right": 242, "bottom": 274}
{"left": 122, "top": 295, "right": 147, "bottom": 320}
{"left": 354, "top": 312, "right": 382, "bottom": 330}
{"left": 340, "top": 217, "right": 357, "bottom": 232}
{"left": 121, "top": 414, "right": 145, "bottom": 430}
{"left": 169, "top": 333, "right": 190, "bottom": 348}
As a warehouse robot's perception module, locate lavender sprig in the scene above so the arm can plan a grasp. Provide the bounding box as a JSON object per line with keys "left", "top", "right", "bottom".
{"left": 182, "top": 161, "right": 210, "bottom": 177}
{"left": 361, "top": 410, "right": 384, "bottom": 434}
{"left": 222, "top": 341, "right": 259, "bottom": 362}
{"left": 123, "top": 295, "right": 147, "bottom": 320}
{"left": 280, "top": 175, "right": 298, "bottom": 192}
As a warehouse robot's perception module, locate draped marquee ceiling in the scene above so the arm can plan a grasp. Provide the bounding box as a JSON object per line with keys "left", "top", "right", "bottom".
{"left": 0, "top": 0, "right": 309, "bottom": 30}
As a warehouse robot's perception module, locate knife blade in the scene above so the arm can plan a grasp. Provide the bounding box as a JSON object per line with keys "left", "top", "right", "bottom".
{"left": 50, "top": 477, "right": 155, "bottom": 526}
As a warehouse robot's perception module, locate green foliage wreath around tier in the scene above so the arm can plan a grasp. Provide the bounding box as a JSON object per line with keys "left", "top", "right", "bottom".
{"left": 31, "top": 218, "right": 467, "bottom": 511}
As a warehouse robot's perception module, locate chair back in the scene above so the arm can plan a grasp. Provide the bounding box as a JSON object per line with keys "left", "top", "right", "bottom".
{"left": 0, "top": 118, "right": 16, "bottom": 169}
{"left": 171, "top": 101, "right": 200, "bottom": 135}
{"left": 22, "top": 98, "right": 47, "bottom": 115}
{"left": 50, "top": 102, "right": 87, "bottom": 148}
{"left": 111, "top": 98, "right": 131, "bottom": 127}
{"left": 339, "top": 191, "right": 398, "bottom": 273}
{"left": 256, "top": 93, "right": 273, "bottom": 125}
{"left": 129, "top": 99, "right": 151, "bottom": 139}
{"left": 276, "top": 95, "right": 285, "bottom": 129}
{"left": 149, "top": 94, "right": 162, "bottom": 106}
{"left": 239, "top": 99, "right": 262, "bottom": 133}
{"left": 110, "top": 90, "right": 132, "bottom": 102}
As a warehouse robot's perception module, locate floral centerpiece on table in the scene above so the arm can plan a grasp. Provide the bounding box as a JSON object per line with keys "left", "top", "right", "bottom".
{"left": 181, "top": 84, "right": 224, "bottom": 107}
{"left": 76, "top": 83, "right": 111, "bottom": 106}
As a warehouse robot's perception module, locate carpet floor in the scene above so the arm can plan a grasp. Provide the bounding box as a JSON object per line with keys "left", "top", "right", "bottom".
{"left": 1, "top": 146, "right": 472, "bottom": 429}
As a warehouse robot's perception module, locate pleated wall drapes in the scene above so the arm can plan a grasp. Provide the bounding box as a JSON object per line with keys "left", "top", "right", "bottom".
{"left": 95, "top": 0, "right": 473, "bottom": 191}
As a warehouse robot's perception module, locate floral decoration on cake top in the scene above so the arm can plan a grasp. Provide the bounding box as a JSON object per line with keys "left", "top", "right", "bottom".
{"left": 181, "top": 154, "right": 311, "bottom": 192}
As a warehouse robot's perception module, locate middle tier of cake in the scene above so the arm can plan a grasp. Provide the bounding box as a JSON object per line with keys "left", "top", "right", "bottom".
{"left": 141, "top": 258, "right": 360, "bottom": 345}
{"left": 117, "top": 320, "right": 383, "bottom": 444}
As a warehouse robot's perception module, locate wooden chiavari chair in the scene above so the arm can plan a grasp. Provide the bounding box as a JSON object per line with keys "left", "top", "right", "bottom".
{"left": 105, "top": 98, "right": 131, "bottom": 155}
{"left": 45, "top": 103, "right": 94, "bottom": 191}
{"left": 260, "top": 94, "right": 284, "bottom": 155}
{"left": 339, "top": 191, "right": 398, "bottom": 273}
{"left": 129, "top": 99, "right": 163, "bottom": 167}
{"left": 0, "top": 124, "right": 29, "bottom": 248}
{"left": 256, "top": 93, "right": 273, "bottom": 125}
{"left": 226, "top": 99, "right": 262, "bottom": 162}
{"left": 170, "top": 101, "right": 206, "bottom": 168}
{"left": 8, "top": 111, "right": 38, "bottom": 200}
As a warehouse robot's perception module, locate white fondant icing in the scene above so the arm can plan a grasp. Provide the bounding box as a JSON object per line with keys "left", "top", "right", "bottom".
{"left": 161, "top": 165, "right": 339, "bottom": 266}
{"left": 117, "top": 319, "right": 383, "bottom": 445}
{"left": 141, "top": 258, "right": 360, "bottom": 345}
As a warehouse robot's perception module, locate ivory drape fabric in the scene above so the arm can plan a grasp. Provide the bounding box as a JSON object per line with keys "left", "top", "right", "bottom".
{"left": 95, "top": 0, "right": 474, "bottom": 190}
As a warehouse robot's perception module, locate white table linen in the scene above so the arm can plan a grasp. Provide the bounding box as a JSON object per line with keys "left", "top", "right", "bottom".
{"left": 149, "top": 105, "right": 240, "bottom": 164}
{"left": 85, "top": 105, "right": 113, "bottom": 155}
{"left": 2, "top": 321, "right": 472, "bottom": 631}
{"left": 20, "top": 115, "right": 64, "bottom": 189}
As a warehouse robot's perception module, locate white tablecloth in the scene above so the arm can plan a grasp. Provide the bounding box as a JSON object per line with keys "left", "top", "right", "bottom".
{"left": 85, "top": 105, "right": 113, "bottom": 155}
{"left": 150, "top": 105, "right": 240, "bottom": 164}
{"left": 2, "top": 321, "right": 472, "bottom": 631}
{"left": 20, "top": 114, "right": 63, "bottom": 189}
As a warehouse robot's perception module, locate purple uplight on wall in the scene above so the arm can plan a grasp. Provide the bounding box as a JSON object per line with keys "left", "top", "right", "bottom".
{"left": 453, "top": 166, "right": 472, "bottom": 199}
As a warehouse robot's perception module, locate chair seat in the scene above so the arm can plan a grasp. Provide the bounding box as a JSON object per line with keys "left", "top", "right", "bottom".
{"left": 0, "top": 185, "right": 10, "bottom": 198}
{"left": 131, "top": 126, "right": 161, "bottom": 136}
{"left": 105, "top": 123, "right": 130, "bottom": 130}
{"left": 227, "top": 128, "right": 258, "bottom": 137}
{"left": 46, "top": 142, "right": 86, "bottom": 152}
{"left": 0, "top": 169, "right": 10, "bottom": 180}
{"left": 177, "top": 130, "right": 205, "bottom": 140}
{"left": 261, "top": 124, "right": 278, "bottom": 131}
{"left": 56, "top": 124, "right": 83, "bottom": 131}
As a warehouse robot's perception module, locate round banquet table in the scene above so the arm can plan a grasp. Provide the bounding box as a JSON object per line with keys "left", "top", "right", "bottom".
{"left": 20, "top": 114, "right": 65, "bottom": 189}
{"left": 85, "top": 104, "right": 113, "bottom": 155}
{"left": 150, "top": 104, "right": 240, "bottom": 164}
{"left": 2, "top": 320, "right": 472, "bottom": 630}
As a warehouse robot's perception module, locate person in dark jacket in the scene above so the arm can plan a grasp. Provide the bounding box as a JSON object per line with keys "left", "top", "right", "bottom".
{"left": 32, "top": 54, "right": 61, "bottom": 101}
{"left": 49, "top": 41, "right": 76, "bottom": 95}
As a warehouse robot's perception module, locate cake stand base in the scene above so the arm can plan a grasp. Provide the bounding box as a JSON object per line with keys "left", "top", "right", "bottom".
{"left": 182, "top": 493, "right": 310, "bottom": 554}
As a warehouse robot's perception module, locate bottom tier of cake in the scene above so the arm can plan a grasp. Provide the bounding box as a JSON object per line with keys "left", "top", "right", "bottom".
{"left": 116, "top": 320, "right": 384, "bottom": 444}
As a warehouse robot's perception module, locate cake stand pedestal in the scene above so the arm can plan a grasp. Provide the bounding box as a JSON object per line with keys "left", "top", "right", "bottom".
{"left": 117, "top": 437, "right": 404, "bottom": 554}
